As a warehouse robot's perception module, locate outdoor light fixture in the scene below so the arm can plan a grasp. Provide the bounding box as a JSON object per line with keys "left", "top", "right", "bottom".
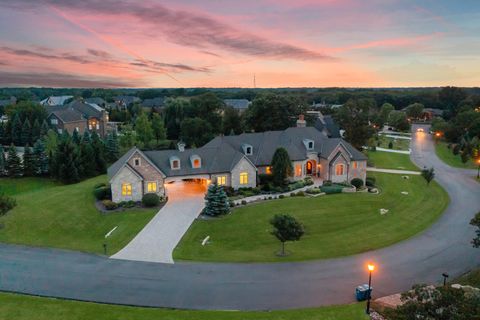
{"left": 366, "top": 263, "right": 375, "bottom": 314}
{"left": 442, "top": 272, "right": 449, "bottom": 286}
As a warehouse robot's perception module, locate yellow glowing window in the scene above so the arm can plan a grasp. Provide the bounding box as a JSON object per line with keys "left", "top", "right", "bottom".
{"left": 295, "top": 164, "right": 302, "bottom": 177}
{"left": 122, "top": 183, "right": 132, "bottom": 196}
{"left": 240, "top": 172, "right": 248, "bottom": 185}
{"left": 335, "top": 164, "right": 344, "bottom": 175}
{"left": 217, "top": 176, "right": 226, "bottom": 186}
{"left": 266, "top": 166, "right": 272, "bottom": 174}
{"left": 147, "top": 182, "right": 157, "bottom": 192}
{"left": 353, "top": 161, "right": 358, "bottom": 169}
{"left": 193, "top": 159, "right": 201, "bottom": 168}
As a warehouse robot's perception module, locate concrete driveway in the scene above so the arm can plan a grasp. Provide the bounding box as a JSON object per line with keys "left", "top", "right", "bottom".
{"left": 111, "top": 180, "right": 206, "bottom": 264}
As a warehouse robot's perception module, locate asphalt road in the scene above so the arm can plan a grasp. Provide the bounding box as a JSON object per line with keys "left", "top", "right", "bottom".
{"left": 0, "top": 124, "right": 479, "bottom": 311}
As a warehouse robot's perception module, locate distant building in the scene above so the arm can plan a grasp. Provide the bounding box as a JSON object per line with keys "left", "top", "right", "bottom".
{"left": 311, "top": 101, "right": 343, "bottom": 109}
{"left": 142, "top": 97, "right": 165, "bottom": 109}
{"left": 46, "top": 100, "right": 109, "bottom": 137}
{"left": 85, "top": 97, "right": 106, "bottom": 108}
{"left": 40, "top": 95, "right": 73, "bottom": 106}
{"left": 223, "top": 99, "right": 251, "bottom": 113}
{"left": 0, "top": 96, "right": 16, "bottom": 108}
{"left": 421, "top": 108, "right": 443, "bottom": 121}
{"left": 113, "top": 96, "right": 141, "bottom": 109}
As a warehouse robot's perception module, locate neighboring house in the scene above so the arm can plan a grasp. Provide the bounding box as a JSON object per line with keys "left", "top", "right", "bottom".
{"left": 142, "top": 97, "right": 165, "bottom": 109}
{"left": 421, "top": 108, "right": 443, "bottom": 121}
{"left": 108, "top": 121, "right": 367, "bottom": 203}
{"left": 0, "top": 96, "right": 16, "bottom": 108}
{"left": 85, "top": 97, "right": 106, "bottom": 108}
{"left": 314, "top": 112, "right": 341, "bottom": 138}
{"left": 223, "top": 99, "right": 251, "bottom": 113}
{"left": 40, "top": 95, "right": 73, "bottom": 106}
{"left": 113, "top": 95, "right": 141, "bottom": 109}
{"left": 46, "top": 100, "right": 109, "bottom": 137}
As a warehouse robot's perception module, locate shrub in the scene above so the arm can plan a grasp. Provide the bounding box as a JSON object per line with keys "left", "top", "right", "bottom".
{"left": 323, "top": 180, "right": 332, "bottom": 186}
{"left": 0, "top": 193, "right": 16, "bottom": 216}
{"left": 290, "top": 192, "right": 296, "bottom": 197}
{"left": 320, "top": 185, "right": 343, "bottom": 194}
{"left": 366, "top": 176, "right": 376, "bottom": 187}
{"left": 241, "top": 200, "right": 247, "bottom": 205}
{"left": 288, "top": 181, "right": 305, "bottom": 191}
{"left": 258, "top": 173, "right": 274, "bottom": 185}
{"left": 118, "top": 200, "right": 136, "bottom": 208}
{"left": 306, "top": 188, "right": 322, "bottom": 194}
{"left": 279, "top": 194, "right": 285, "bottom": 199}
{"left": 370, "top": 145, "right": 376, "bottom": 151}
{"left": 229, "top": 200, "right": 235, "bottom": 207}
{"left": 304, "top": 177, "right": 314, "bottom": 186}
{"left": 388, "top": 141, "right": 393, "bottom": 149}
{"left": 93, "top": 186, "right": 111, "bottom": 201}
{"left": 261, "top": 183, "right": 271, "bottom": 192}
{"left": 142, "top": 193, "right": 160, "bottom": 207}
{"left": 350, "top": 178, "right": 364, "bottom": 188}
{"left": 223, "top": 186, "right": 235, "bottom": 197}
{"left": 94, "top": 182, "right": 107, "bottom": 189}
{"left": 102, "top": 200, "right": 118, "bottom": 210}
{"left": 296, "top": 191, "right": 305, "bottom": 197}
{"left": 252, "top": 187, "right": 261, "bottom": 195}
{"left": 452, "top": 144, "right": 460, "bottom": 155}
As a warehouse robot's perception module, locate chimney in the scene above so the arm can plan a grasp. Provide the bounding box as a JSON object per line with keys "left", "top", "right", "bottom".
{"left": 177, "top": 141, "right": 186, "bottom": 152}
{"left": 296, "top": 114, "right": 306, "bottom": 128}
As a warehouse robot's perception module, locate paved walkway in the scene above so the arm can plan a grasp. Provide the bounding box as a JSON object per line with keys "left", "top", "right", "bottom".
{"left": 111, "top": 181, "right": 206, "bottom": 264}
{"left": 375, "top": 147, "right": 411, "bottom": 154}
{"left": 367, "top": 167, "right": 420, "bottom": 175}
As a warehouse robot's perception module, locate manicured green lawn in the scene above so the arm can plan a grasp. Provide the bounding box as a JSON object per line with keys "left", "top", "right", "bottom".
{"left": 435, "top": 142, "right": 477, "bottom": 169}
{"left": 174, "top": 173, "right": 448, "bottom": 262}
{"left": 0, "top": 176, "right": 157, "bottom": 255}
{"left": 367, "top": 151, "right": 419, "bottom": 171}
{"left": 377, "top": 134, "right": 410, "bottom": 151}
{"left": 0, "top": 293, "right": 367, "bottom": 320}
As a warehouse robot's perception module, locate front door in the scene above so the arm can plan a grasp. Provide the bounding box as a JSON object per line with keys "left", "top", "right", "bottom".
{"left": 306, "top": 161, "right": 313, "bottom": 175}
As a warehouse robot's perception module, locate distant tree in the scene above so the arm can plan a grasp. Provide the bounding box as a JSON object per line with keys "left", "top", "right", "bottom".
{"left": 388, "top": 111, "right": 410, "bottom": 131}
{"left": 204, "top": 184, "right": 230, "bottom": 217}
{"left": 72, "top": 129, "right": 81, "bottom": 144}
{"left": 0, "top": 145, "right": 5, "bottom": 175}
{"left": 90, "top": 131, "right": 107, "bottom": 174}
{"left": 44, "top": 129, "right": 58, "bottom": 156}
{"left": 222, "top": 107, "right": 243, "bottom": 135}
{"left": 33, "top": 139, "right": 49, "bottom": 176}
{"left": 439, "top": 86, "right": 467, "bottom": 117}
{"left": 189, "top": 92, "right": 224, "bottom": 133}
{"left": 271, "top": 147, "right": 293, "bottom": 187}
{"left": 0, "top": 122, "right": 7, "bottom": 145}
{"left": 6, "top": 144, "right": 22, "bottom": 178}
{"left": 151, "top": 113, "right": 166, "bottom": 143}
{"left": 118, "top": 124, "right": 136, "bottom": 152}
{"left": 10, "top": 114, "right": 22, "bottom": 146}
{"left": 52, "top": 136, "right": 79, "bottom": 184}
{"left": 164, "top": 97, "right": 188, "bottom": 140}
{"left": 135, "top": 112, "right": 153, "bottom": 147}
{"left": 31, "top": 118, "right": 41, "bottom": 143}
{"left": 335, "top": 99, "right": 374, "bottom": 149}
{"left": 270, "top": 214, "right": 304, "bottom": 256}
{"left": 180, "top": 117, "right": 214, "bottom": 147}
{"left": 78, "top": 142, "right": 96, "bottom": 178}
{"left": 40, "top": 119, "right": 50, "bottom": 137}
{"left": 375, "top": 102, "right": 395, "bottom": 127}
{"left": 105, "top": 131, "right": 120, "bottom": 163}
{"left": 405, "top": 103, "right": 424, "bottom": 119}
{"left": 421, "top": 167, "right": 435, "bottom": 185}
{"left": 81, "top": 130, "right": 91, "bottom": 144}
{"left": 470, "top": 211, "right": 480, "bottom": 248}
{"left": 22, "top": 145, "right": 35, "bottom": 176}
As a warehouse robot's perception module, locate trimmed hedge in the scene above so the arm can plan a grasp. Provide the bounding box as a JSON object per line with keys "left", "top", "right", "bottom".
{"left": 102, "top": 200, "right": 118, "bottom": 210}
{"left": 320, "top": 185, "right": 343, "bottom": 194}
{"left": 350, "top": 178, "right": 363, "bottom": 188}
{"left": 93, "top": 186, "right": 111, "bottom": 201}
{"left": 142, "top": 193, "right": 160, "bottom": 207}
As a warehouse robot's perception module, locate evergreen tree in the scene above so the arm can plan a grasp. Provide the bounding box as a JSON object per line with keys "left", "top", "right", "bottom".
{"left": 91, "top": 131, "right": 107, "bottom": 174}
{"left": 0, "top": 145, "right": 5, "bottom": 176}
{"left": 40, "top": 119, "right": 49, "bottom": 137}
{"left": 21, "top": 118, "right": 32, "bottom": 146}
{"left": 204, "top": 184, "right": 230, "bottom": 216}
{"left": 6, "top": 144, "right": 22, "bottom": 178}
{"left": 78, "top": 142, "right": 96, "bottom": 178}
{"left": 271, "top": 147, "right": 293, "bottom": 187}
{"left": 53, "top": 136, "right": 79, "bottom": 184}
{"left": 72, "top": 129, "right": 81, "bottom": 144}
{"left": 105, "top": 131, "right": 120, "bottom": 163}
{"left": 151, "top": 113, "right": 166, "bottom": 143}
{"left": 33, "top": 139, "right": 49, "bottom": 176}
{"left": 11, "top": 114, "right": 22, "bottom": 146}
{"left": 22, "top": 145, "right": 35, "bottom": 176}
{"left": 82, "top": 130, "right": 91, "bottom": 144}
{"left": 0, "top": 122, "right": 5, "bottom": 145}
{"left": 31, "top": 118, "right": 41, "bottom": 143}
{"left": 421, "top": 167, "right": 435, "bottom": 185}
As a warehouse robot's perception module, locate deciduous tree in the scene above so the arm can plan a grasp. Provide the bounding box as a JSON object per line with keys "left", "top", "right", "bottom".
{"left": 270, "top": 214, "right": 304, "bottom": 256}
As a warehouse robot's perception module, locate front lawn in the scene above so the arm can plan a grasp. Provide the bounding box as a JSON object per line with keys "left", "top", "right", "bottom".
{"left": 367, "top": 151, "right": 419, "bottom": 171}
{"left": 174, "top": 173, "right": 448, "bottom": 262}
{"left": 0, "top": 293, "right": 367, "bottom": 320}
{"left": 435, "top": 142, "right": 477, "bottom": 169}
{"left": 376, "top": 134, "right": 411, "bottom": 151}
{"left": 0, "top": 176, "right": 157, "bottom": 255}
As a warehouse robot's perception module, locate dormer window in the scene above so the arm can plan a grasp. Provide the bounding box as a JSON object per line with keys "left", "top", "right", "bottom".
{"left": 190, "top": 155, "right": 201, "bottom": 168}
{"left": 242, "top": 143, "right": 253, "bottom": 155}
{"left": 170, "top": 156, "right": 180, "bottom": 170}
{"left": 303, "top": 139, "right": 314, "bottom": 151}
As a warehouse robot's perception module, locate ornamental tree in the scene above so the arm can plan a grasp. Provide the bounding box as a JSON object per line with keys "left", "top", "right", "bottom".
{"left": 204, "top": 183, "right": 230, "bottom": 217}
{"left": 270, "top": 214, "right": 304, "bottom": 256}
{"left": 421, "top": 167, "right": 435, "bottom": 185}
{"left": 271, "top": 147, "right": 293, "bottom": 187}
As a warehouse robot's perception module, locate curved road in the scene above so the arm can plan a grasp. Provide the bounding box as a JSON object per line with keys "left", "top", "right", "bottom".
{"left": 0, "top": 124, "right": 479, "bottom": 310}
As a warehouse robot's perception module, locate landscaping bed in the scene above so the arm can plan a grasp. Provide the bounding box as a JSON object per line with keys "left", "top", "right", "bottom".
{"left": 174, "top": 172, "right": 448, "bottom": 262}
{"left": 227, "top": 177, "right": 314, "bottom": 201}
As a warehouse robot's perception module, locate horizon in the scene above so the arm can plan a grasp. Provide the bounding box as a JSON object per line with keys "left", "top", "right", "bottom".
{"left": 1, "top": 1, "right": 479, "bottom": 88}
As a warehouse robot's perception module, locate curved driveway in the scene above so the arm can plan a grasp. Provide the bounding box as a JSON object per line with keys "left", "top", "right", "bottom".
{"left": 0, "top": 124, "right": 479, "bottom": 310}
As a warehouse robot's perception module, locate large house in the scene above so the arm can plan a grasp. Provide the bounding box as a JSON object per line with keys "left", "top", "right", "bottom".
{"left": 46, "top": 100, "right": 109, "bottom": 137}
{"left": 108, "top": 122, "right": 367, "bottom": 203}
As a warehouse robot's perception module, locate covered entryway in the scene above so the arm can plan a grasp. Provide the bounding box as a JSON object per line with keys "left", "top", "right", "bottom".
{"left": 111, "top": 179, "right": 207, "bottom": 264}
{"left": 305, "top": 160, "right": 316, "bottom": 175}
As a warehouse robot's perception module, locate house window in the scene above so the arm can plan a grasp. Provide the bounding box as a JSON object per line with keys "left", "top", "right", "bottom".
{"left": 172, "top": 160, "right": 180, "bottom": 169}
{"left": 353, "top": 161, "right": 358, "bottom": 169}
{"left": 295, "top": 164, "right": 302, "bottom": 177}
{"left": 217, "top": 176, "right": 226, "bottom": 186}
{"left": 239, "top": 172, "right": 248, "bottom": 185}
{"left": 96, "top": 124, "right": 100, "bottom": 130}
{"left": 193, "top": 159, "right": 201, "bottom": 168}
{"left": 147, "top": 182, "right": 157, "bottom": 192}
{"left": 122, "top": 183, "right": 132, "bottom": 196}
{"left": 335, "top": 164, "right": 344, "bottom": 175}
{"left": 133, "top": 158, "right": 140, "bottom": 166}
{"left": 266, "top": 166, "right": 272, "bottom": 174}
{"left": 308, "top": 141, "right": 313, "bottom": 149}
{"left": 88, "top": 124, "right": 92, "bottom": 130}
{"left": 50, "top": 118, "right": 58, "bottom": 125}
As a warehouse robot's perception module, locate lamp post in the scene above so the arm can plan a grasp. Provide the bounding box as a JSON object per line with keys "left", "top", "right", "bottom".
{"left": 442, "top": 272, "right": 449, "bottom": 286}
{"left": 477, "top": 159, "right": 480, "bottom": 179}
{"left": 366, "top": 264, "right": 375, "bottom": 314}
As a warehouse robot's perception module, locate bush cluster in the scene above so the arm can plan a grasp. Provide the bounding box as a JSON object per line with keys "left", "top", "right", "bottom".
{"left": 350, "top": 178, "right": 364, "bottom": 188}
{"left": 142, "top": 193, "right": 160, "bottom": 207}
{"left": 366, "top": 176, "right": 376, "bottom": 187}
{"left": 117, "top": 200, "right": 136, "bottom": 208}
{"left": 305, "top": 188, "right": 322, "bottom": 194}
{"left": 94, "top": 185, "right": 111, "bottom": 201}
{"left": 102, "top": 200, "right": 118, "bottom": 210}
{"left": 0, "top": 193, "right": 16, "bottom": 216}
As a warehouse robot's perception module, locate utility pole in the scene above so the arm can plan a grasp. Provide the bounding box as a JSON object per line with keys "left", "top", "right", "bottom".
{"left": 253, "top": 74, "right": 256, "bottom": 89}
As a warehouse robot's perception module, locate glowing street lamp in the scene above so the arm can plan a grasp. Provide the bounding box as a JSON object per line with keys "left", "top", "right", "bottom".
{"left": 476, "top": 159, "right": 480, "bottom": 179}
{"left": 366, "top": 263, "right": 375, "bottom": 314}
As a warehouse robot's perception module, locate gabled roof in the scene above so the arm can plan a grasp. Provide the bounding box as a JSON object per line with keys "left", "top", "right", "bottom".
{"left": 66, "top": 100, "right": 103, "bottom": 118}
{"left": 223, "top": 99, "right": 251, "bottom": 110}
{"left": 48, "top": 108, "right": 84, "bottom": 123}
{"left": 40, "top": 95, "right": 73, "bottom": 106}
{"left": 314, "top": 114, "right": 341, "bottom": 138}
{"left": 142, "top": 97, "right": 165, "bottom": 108}
{"left": 85, "top": 97, "right": 106, "bottom": 106}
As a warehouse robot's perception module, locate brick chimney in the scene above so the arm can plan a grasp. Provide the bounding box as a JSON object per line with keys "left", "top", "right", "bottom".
{"left": 296, "top": 114, "right": 306, "bottom": 127}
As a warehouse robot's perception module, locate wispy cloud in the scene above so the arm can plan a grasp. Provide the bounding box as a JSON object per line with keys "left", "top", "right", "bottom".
{"left": 0, "top": 46, "right": 91, "bottom": 64}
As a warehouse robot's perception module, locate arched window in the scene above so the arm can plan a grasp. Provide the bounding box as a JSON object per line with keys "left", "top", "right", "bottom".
{"left": 335, "top": 164, "right": 344, "bottom": 175}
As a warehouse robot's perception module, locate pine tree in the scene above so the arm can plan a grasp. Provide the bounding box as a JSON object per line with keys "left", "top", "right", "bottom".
{"left": 271, "top": 147, "right": 293, "bottom": 187}
{"left": 40, "top": 119, "right": 49, "bottom": 138}
{"left": 11, "top": 114, "right": 22, "bottom": 146}
{"left": 105, "top": 131, "right": 120, "bottom": 163}
{"left": 31, "top": 118, "right": 41, "bottom": 143}
{"left": 6, "top": 144, "right": 22, "bottom": 178}
{"left": 0, "top": 122, "right": 5, "bottom": 145}
{"left": 72, "top": 129, "right": 81, "bottom": 144}
{"left": 82, "top": 130, "right": 91, "bottom": 144}
{"left": 204, "top": 184, "right": 230, "bottom": 216}
{"left": 22, "top": 145, "right": 35, "bottom": 176}
{"left": 53, "top": 136, "right": 79, "bottom": 184}
{"left": 21, "top": 118, "right": 32, "bottom": 146}
{"left": 91, "top": 131, "right": 107, "bottom": 174}
{"left": 78, "top": 142, "right": 96, "bottom": 178}
{"left": 0, "top": 145, "right": 6, "bottom": 176}
{"left": 33, "top": 139, "right": 49, "bottom": 176}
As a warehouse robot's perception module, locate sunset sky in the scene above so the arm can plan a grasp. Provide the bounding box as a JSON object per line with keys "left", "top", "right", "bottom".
{"left": 0, "top": 0, "right": 479, "bottom": 88}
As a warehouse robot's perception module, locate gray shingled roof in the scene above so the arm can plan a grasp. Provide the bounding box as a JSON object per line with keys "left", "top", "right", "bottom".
{"left": 66, "top": 100, "right": 103, "bottom": 118}
{"left": 49, "top": 108, "right": 84, "bottom": 123}
{"left": 314, "top": 115, "right": 341, "bottom": 138}
{"left": 142, "top": 97, "right": 165, "bottom": 108}
{"left": 223, "top": 99, "right": 251, "bottom": 110}
{"left": 107, "top": 147, "right": 138, "bottom": 179}
{"left": 85, "top": 97, "right": 106, "bottom": 106}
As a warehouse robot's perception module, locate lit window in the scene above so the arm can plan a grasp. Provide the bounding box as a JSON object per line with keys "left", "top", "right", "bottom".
{"left": 96, "top": 124, "right": 100, "bottom": 130}
{"left": 266, "top": 166, "right": 272, "bottom": 174}
{"left": 240, "top": 172, "right": 248, "bottom": 185}
{"left": 295, "top": 164, "right": 302, "bottom": 177}
{"left": 122, "top": 183, "right": 132, "bottom": 196}
{"left": 172, "top": 160, "right": 179, "bottom": 169}
{"left": 51, "top": 118, "right": 58, "bottom": 125}
{"left": 133, "top": 158, "right": 140, "bottom": 166}
{"left": 335, "top": 164, "right": 344, "bottom": 175}
{"left": 147, "top": 182, "right": 157, "bottom": 192}
{"left": 353, "top": 161, "right": 358, "bottom": 169}
{"left": 217, "top": 176, "right": 226, "bottom": 186}
{"left": 89, "top": 124, "right": 92, "bottom": 130}
{"left": 193, "top": 159, "right": 201, "bottom": 168}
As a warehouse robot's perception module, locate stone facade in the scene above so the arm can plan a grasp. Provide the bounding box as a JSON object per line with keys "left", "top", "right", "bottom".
{"left": 210, "top": 172, "right": 232, "bottom": 188}
{"left": 111, "top": 165, "right": 143, "bottom": 203}
{"left": 127, "top": 151, "right": 165, "bottom": 198}
{"left": 230, "top": 157, "right": 256, "bottom": 189}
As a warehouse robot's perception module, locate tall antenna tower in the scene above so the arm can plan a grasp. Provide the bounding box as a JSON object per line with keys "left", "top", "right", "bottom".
{"left": 253, "top": 74, "right": 256, "bottom": 89}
